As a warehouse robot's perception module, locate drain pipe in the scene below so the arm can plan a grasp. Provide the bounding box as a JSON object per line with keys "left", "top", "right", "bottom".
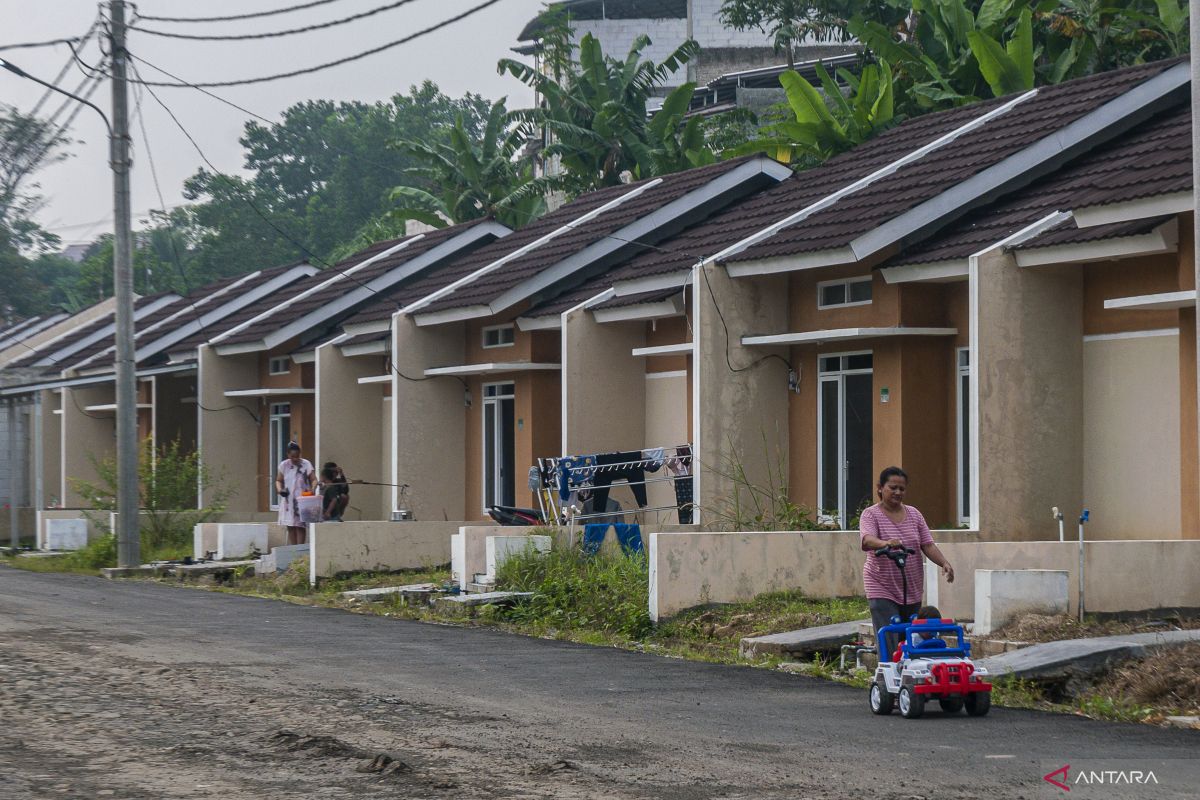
{"left": 1077, "top": 509, "right": 1089, "bottom": 621}
{"left": 1052, "top": 506, "right": 1064, "bottom": 542}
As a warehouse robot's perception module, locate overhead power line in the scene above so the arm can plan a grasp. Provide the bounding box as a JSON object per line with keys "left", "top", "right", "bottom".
{"left": 132, "top": 0, "right": 346, "bottom": 23}
{"left": 0, "top": 37, "right": 82, "bottom": 52}
{"left": 124, "top": 0, "right": 504, "bottom": 87}
{"left": 130, "top": 0, "right": 425, "bottom": 41}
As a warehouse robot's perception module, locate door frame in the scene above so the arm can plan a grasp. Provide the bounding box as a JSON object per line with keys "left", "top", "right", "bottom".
{"left": 267, "top": 401, "right": 291, "bottom": 511}
{"left": 816, "top": 350, "right": 873, "bottom": 529}
{"left": 481, "top": 380, "right": 516, "bottom": 513}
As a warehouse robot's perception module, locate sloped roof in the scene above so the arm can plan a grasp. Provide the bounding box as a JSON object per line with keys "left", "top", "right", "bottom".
{"left": 5, "top": 293, "right": 175, "bottom": 370}
{"left": 887, "top": 99, "right": 1189, "bottom": 267}
{"left": 412, "top": 156, "right": 782, "bottom": 317}
{"left": 211, "top": 219, "right": 498, "bottom": 350}
{"left": 599, "top": 58, "right": 1184, "bottom": 283}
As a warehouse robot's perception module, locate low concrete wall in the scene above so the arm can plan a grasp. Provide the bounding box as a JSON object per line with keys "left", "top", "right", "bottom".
{"left": 36, "top": 510, "right": 107, "bottom": 549}
{"left": 927, "top": 540, "right": 1200, "bottom": 620}
{"left": 648, "top": 528, "right": 984, "bottom": 621}
{"left": 308, "top": 520, "right": 458, "bottom": 584}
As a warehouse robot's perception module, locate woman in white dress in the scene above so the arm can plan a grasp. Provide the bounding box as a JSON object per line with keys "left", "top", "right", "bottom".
{"left": 276, "top": 442, "right": 317, "bottom": 545}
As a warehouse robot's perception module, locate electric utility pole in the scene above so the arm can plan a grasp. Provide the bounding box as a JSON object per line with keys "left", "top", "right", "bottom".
{"left": 110, "top": 0, "right": 139, "bottom": 567}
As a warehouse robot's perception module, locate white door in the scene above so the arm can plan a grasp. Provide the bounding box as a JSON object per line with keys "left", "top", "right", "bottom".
{"left": 818, "top": 353, "right": 873, "bottom": 528}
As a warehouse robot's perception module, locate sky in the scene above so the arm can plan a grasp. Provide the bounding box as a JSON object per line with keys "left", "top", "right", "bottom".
{"left": 0, "top": 0, "right": 546, "bottom": 245}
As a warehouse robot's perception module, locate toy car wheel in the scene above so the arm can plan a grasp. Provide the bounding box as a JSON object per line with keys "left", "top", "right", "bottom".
{"left": 869, "top": 682, "right": 893, "bottom": 715}
{"left": 938, "top": 697, "right": 964, "bottom": 714}
{"left": 898, "top": 686, "right": 924, "bottom": 719}
{"left": 965, "top": 691, "right": 991, "bottom": 717}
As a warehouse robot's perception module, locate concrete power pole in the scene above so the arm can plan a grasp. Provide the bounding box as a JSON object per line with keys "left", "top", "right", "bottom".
{"left": 110, "top": 1, "right": 140, "bottom": 567}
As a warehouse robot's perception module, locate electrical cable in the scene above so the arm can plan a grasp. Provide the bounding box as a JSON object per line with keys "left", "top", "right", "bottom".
{"left": 135, "top": 71, "right": 406, "bottom": 311}
{"left": 133, "top": 0, "right": 346, "bottom": 23}
{"left": 130, "top": 0, "right": 426, "bottom": 41}
{"left": 124, "top": 0, "right": 504, "bottom": 88}
{"left": 194, "top": 398, "right": 261, "bottom": 425}
{"left": 0, "top": 38, "right": 82, "bottom": 52}
{"left": 699, "top": 263, "right": 792, "bottom": 374}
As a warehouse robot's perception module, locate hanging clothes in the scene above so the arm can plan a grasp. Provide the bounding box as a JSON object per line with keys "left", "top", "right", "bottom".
{"left": 582, "top": 523, "right": 643, "bottom": 555}
{"left": 590, "top": 450, "right": 647, "bottom": 510}
{"left": 668, "top": 445, "right": 693, "bottom": 524}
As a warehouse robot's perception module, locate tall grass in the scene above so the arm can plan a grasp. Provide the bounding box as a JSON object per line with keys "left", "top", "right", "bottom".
{"left": 494, "top": 540, "right": 652, "bottom": 639}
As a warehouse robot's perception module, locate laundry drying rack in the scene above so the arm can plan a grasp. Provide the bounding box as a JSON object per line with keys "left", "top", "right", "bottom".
{"left": 533, "top": 443, "right": 694, "bottom": 529}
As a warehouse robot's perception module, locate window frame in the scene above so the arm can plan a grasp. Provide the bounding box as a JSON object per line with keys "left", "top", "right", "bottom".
{"left": 268, "top": 356, "right": 291, "bottom": 376}
{"left": 956, "top": 347, "right": 971, "bottom": 526}
{"left": 481, "top": 381, "right": 516, "bottom": 513}
{"left": 481, "top": 324, "right": 516, "bottom": 349}
{"left": 816, "top": 276, "right": 874, "bottom": 310}
{"left": 816, "top": 350, "right": 874, "bottom": 529}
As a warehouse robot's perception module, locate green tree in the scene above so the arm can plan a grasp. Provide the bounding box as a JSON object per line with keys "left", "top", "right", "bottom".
{"left": 718, "top": 0, "right": 884, "bottom": 68}
{"left": 734, "top": 60, "right": 897, "bottom": 164}
{"left": 499, "top": 34, "right": 715, "bottom": 195}
{"left": 386, "top": 98, "right": 548, "bottom": 230}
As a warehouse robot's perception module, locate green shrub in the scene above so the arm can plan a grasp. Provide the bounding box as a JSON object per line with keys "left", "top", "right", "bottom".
{"left": 495, "top": 538, "right": 651, "bottom": 639}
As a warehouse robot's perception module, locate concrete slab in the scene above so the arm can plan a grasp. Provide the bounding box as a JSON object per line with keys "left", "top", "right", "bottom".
{"left": 1165, "top": 715, "right": 1200, "bottom": 730}
{"left": 976, "top": 629, "right": 1200, "bottom": 681}
{"left": 974, "top": 569, "right": 1068, "bottom": 635}
{"left": 168, "top": 560, "right": 257, "bottom": 578}
{"left": 434, "top": 591, "right": 534, "bottom": 617}
{"left": 101, "top": 566, "right": 166, "bottom": 579}
{"left": 45, "top": 519, "right": 88, "bottom": 551}
{"left": 340, "top": 583, "right": 438, "bottom": 600}
{"left": 216, "top": 524, "right": 268, "bottom": 560}
{"left": 739, "top": 619, "right": 869, "bottom": 659}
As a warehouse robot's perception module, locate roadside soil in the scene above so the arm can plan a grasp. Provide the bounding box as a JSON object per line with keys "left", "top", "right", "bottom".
{"left": 989, "top": 612, "right": 1200, "bottom": 644}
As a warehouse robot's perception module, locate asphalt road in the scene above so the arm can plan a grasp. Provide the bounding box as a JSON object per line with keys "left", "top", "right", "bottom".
{"left": 1, "top": 567, "right": 1197, "bottom": 799}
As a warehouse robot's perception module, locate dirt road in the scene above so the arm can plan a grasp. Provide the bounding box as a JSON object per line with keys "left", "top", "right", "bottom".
{"left": 1, "top": 568, "right": 1197, "bottom": 799}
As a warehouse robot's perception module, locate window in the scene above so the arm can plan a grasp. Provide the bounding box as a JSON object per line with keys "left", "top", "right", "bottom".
{"left": 268, "top": 403, "right": 291, "bottom": 510}
{"left": 268, "top": 356, "right": 291, "bottom": 375}
{"left": 818, "top": 352, "right": 874, "bottom": 529}
{"left": 956, "top": 348, "right": 971, "bottom": 525}
{"left": 482, "top": 324, "right": 515, "bottom": 349}
{"left": 482, "top": 383, "right": 516, "bottom": 511}
{"left": 818, "top": 277, "right": 873, "bottom": 309}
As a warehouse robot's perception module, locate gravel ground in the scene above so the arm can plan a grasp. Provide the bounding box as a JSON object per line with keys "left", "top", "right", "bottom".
{"left": 2, "top": 567, "right": 1198, "bottom": 800}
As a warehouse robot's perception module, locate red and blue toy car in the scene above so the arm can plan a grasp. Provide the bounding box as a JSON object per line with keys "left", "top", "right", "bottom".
{"left": 869, "top": 616, "right": 992, "bottom": 719}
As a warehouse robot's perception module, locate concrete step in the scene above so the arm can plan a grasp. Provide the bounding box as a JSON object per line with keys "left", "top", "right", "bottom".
{"left": 434, "top": 591, "right": 534, "bottom": 618}
{"left": 976, "top": 629, "right": 1200, "bottom": 682}
{"left": 466, "top": 582, "right": 496, "bottom": 593}
{"left": 740, "top": 619, "right": 870, "bottom": 660}
{"left": 340, "top": 583, "right": 438, "bottom": 601}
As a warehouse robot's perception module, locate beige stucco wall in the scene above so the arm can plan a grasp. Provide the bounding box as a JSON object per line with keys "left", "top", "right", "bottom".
{"left": 60, "top": 385, "right": 116, "bottom": 507}
{"left": 563, "top": 309, "right": 647, "bottom": 455}
{"left": 696, "top": 264, "right": 790, "bottom": 525}
{"left": 645, "top": 371, "right": 689, "bottom": 517}
{"left": 1082, "top": 333, "right": 1181, "bottom": 539}
{"left": 975, "top": 251, "right": 1084, "bottom": 539}
{"left": 928, "top": 540, "right": 1200, "bottom": 619}
{"left": 391, "top": 314, "right": 466, "bottom": 521}
{"left": 315, "top": 343, "right": 388, "bottom": 520}
{"left": 308, "top": 520, "right": 457, "bottom": 582}
{"left": 197, "top": 346, "right": 260, "bottom": 512}
{"left": 40, "top": 390, "right": 62, "bottom": 507}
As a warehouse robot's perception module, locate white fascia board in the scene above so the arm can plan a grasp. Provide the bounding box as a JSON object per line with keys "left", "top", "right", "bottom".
{"left": 261, "top": 223, "right": 508, "bottom": 350}
{"left": 290, "top": 350, "right": 316, "bottom": 364}
{"left": 515, "top": 315, "right": 562, "bottom": 331}
{"left": 612, "top": 270, "right": 692, "bottom": 296}
{"left": 134, "top": 264, "right": 319, "bottom": 363}
{"left": 725, "top": 246, "right": 856, "bottom": 277}
{"left": 631, "top": 342, "right": 692, "bottom": 357}
{"left": 1015, "top": 226, "right": 1177, "bottom": 268}
{"left": 413, "top": 305, "right": 490, "bottom": 326}
{"left": 85, "top": 403, "right": 151, "bottom": 412}
{"left": 1104, "top": 289, "right": 1196, "bottom": 311}
{"left": 33, "top": 293, "right": 179, "bottom": 367}
{"left": 423, "top": 361, "right": 561, "bottom": 377}
{"left": 708, "top": 90, "right": 1039, "bottom": 265}
{"left": 356, "top": 374, "right": 392, "bottom": 385}
{"left": 212, "top": 237, "right": 424, "bottom": 346}
{"left": 339, "top": 339, "right": 390, "bottom": 357}
{"left": 213, "top": 340, "right": 267, "bottom": 356}
{"left": 1072, "top": 191, "right": 1192, "bottom": 228}
{"left": 0, "top": 314, "right": 63, "bottom": 347}
{"left": 401, "top": 180, "right": 664, "bottom": 316}
{"left": 741, "top": 327, "right": 958, "bottom": 346}
{"left": 881, "top": 260, "right": 969, "bottom": 283}
{"left": 850, "top": 62, "right": 1189, "bottom": 261}
{"left": 593, "top": 295, "right": 685, "bottom": 323}
{"left": 340, "top": 318, "right": 391, "bottom": 337}
{"left": 223, "top": 387, "right": 315, "bottom": 397}
{"left": 483, "top": 158, "right": 795, "bottom": 315}
{"left": 0, "top": 372, "right": 116, "bottom": 397}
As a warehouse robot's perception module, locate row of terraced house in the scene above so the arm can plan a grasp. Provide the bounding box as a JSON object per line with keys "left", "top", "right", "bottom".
{"left": 2, "top": 58, "right": 1197, "bottom": 542}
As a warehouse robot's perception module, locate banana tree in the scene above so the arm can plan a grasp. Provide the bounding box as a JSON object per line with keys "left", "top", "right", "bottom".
{"left": 733, "top": 60, "right": 896, "bottom": 164}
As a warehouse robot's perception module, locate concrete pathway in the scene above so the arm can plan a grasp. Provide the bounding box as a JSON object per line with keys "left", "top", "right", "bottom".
{"left": 739, "top": 619, "right": 868, "bottom": 659}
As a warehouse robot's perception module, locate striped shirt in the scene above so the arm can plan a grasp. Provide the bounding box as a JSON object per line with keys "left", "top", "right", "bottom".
{"left": 859, "top": 504, "right": 934, "bottom": 604}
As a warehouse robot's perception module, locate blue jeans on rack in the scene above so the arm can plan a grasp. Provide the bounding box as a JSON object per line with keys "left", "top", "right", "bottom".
{"left": 582, "top": 523, "right": 643, "bottom": 555}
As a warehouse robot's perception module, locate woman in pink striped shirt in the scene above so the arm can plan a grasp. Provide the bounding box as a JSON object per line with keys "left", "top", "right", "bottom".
{"left": 859, "top": 466, "right": 956, "bottom": 638}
